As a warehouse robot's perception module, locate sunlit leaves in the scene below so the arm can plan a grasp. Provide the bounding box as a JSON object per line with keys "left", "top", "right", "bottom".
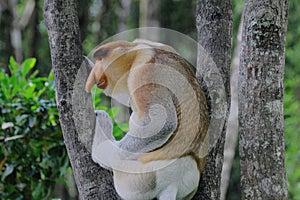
{"left": 0, "top": 57, "right": 68, "bottom": 199}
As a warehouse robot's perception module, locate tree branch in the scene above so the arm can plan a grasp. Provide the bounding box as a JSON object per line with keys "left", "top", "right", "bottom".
{"left": 239, "top": 0, "right": 288, "bottom": 199}
{"left": 43, "top": 0, "right": 119, "bottom": 198}
{"left": 220, "top": 17, "right": 243, "bottom": 200}
{"left": 194, "top": 0, "right": 232, "bottom": 199}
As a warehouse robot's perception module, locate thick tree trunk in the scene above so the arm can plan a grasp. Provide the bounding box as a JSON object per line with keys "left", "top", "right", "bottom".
{"left": 43, "top": 1, "right": 119, "bottom": 199}
{"left": 195, "top": 0, "right": 232, "bottom": 199}
{"left": 239, "top": 0, "right": 288, "bottom": 199}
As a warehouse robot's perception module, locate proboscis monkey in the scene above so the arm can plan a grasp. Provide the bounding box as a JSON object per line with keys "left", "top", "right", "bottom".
{"left": 85, "top": 39, "right": 209, "bottom": 200}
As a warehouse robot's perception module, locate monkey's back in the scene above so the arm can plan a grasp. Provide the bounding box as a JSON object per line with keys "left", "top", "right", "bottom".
{"left": 138, "top": 49, "right": 209, "bottom": 170}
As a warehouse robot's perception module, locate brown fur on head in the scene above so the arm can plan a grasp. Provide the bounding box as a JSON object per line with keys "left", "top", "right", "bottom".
{"left": 85, "top": 40, "right": 137, "bottom": 93}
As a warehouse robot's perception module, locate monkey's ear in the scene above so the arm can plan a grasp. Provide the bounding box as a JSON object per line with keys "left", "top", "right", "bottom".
{"left": 85, "top": 66, "right": 96, "bottom": 92}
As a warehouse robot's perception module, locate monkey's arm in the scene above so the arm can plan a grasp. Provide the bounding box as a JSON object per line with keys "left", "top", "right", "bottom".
{"left": 92, "top": 110, "right": 115, "bottom": 170}
{"left": 117, "top": 86, "right": 178, "bottom": 159}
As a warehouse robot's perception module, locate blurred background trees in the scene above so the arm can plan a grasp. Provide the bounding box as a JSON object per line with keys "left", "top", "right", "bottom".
{"left": 0, "top": 0, "right": 299, "bottom": 199}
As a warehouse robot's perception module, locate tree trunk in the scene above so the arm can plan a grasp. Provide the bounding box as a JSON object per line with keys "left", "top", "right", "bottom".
{"left": 220, "top": 17, "right": 243, "bottom": 200}
{"left": 139, "top": 0, "right": 159, "bottom": 40}
{"left": 239, "top": 0, "right": 288, "bottom": 199}
{"left": 118, "top": 0, "right": 131, "bottom": 32}
{"left": 43, "top": 1, "right": 119, "bottom": 199}
{"left": 7, "top": 0, "right": 22, "bottom": 62}
{"left": 194, "top": 0, "right": 232, "bottom": 199}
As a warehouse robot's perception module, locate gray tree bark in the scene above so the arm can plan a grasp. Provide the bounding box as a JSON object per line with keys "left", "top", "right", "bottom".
{"left": 239, "top": 0, "right": 288, "bottom": 199}
{"left": 43, "top": 1, "right": 120, "bottom": 199}
{"left": 195, "top": 0, "right": 232, "bottom": 199}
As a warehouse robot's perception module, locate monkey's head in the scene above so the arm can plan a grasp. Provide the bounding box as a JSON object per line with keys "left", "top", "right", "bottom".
{"left": 85, "top": 40, "right": 138, "bottom": 96}
{"left": 85, "top": 40, "right": 176, "bottom": 105}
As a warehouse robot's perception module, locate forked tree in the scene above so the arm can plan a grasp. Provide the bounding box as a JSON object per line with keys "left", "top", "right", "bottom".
{"left": 44, "top": 0, "right": 288, "bottom": 199}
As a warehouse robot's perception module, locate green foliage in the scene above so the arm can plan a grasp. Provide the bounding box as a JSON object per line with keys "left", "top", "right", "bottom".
{"left": 0, "top": 56, "right": 128, "bottom": 199}
{"left": 284, "top": 79, "right": 300, "bottom": 199}
{"left": 99, "top": 0, "right": 120, "bottom": 42}
{"left": 127, "top": 0, "right": 140, "bottom": 29}
{"left": 159, "top": 0, "right": 197, "bottom": 39}
{"left": 0, "top": 57, "right": 68, "bottom": 199}
{"left": 284, "top": 0, "right": 300, "bottom": 199}
{"left": 91, "top": 89, "right": 128, "bottom": 141}
{"left": 226, "top": 145, "right": 241, "bottom": 200}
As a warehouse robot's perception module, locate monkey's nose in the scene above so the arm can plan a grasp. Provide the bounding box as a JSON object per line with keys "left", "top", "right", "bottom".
{"left": 96, "top": 74, "right": 108, "bottom": 89}
{"left": 96, "top": 80, "right": 106, "bottom": 89}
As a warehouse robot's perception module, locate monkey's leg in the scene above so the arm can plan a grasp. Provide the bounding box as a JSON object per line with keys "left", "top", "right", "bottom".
{"left": 155, "top": 156, "right": 199, "bottom": 200}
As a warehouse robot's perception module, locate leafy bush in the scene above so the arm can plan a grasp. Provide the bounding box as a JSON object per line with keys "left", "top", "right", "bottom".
{"left": 284, "top": 78, "right": 300, "bottom": 199}
{"left": 0, "top": 57, "right": 68, "bottom": 199}
{"left": 284, "top": 1, "right": 300, "bottom": 198}
{"left": 0, "top": 57, "right": 129, "bottom": 199}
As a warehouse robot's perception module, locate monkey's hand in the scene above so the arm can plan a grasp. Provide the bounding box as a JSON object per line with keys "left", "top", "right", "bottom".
{"left": 92, "top": 110, "right": 115, "bottom": 170}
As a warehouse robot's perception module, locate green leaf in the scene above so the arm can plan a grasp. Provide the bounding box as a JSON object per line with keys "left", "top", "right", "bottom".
{"left": 113, "top": 121, "right": 126, "bottom": 140}
{"left": 29, "top": 117, "right": 36, "bottom": 128}
{"left": 21, "top": 58, "right": 37, "bottom": 77}
{"left": 36, "top": 87, "right": 46, "bottom": 98}
{"left": 0, "top": 76, "right": 10, "bottom": 99}
{"left": 8, "top": 56, "right": 18, "bottom": 74}
{"left": 48, "top": 70, "right": 54, "bottom": 81}
{"left": 23, "top": 83, "right": 36, "bottom": 99}
{"left": 97, "top": 105, "right": 108, "bottom": 111}
{"left": 118, "top": 123, "right": 129, "bottom": 132}
{"left": 29, "top": 70, "right": 39, "bottom": 79}
{"left": 1, "top": 164, "right": 15, "bottom": 181}
{"left": 108, "top": 107, "right": 120, "bottom": 118}
{"left": 16, "top": 114, "right": 29, "bottom": 124}
{"left": 32, "top": 181, "right": 43, "bottom": 199}
{"left": 55, "top": 177, "right": 67, "bottom": 185}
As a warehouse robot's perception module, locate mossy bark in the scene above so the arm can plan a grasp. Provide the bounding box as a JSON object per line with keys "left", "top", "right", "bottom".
{"left": 239, "top": 0, "right": 288, "bottom": 199}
